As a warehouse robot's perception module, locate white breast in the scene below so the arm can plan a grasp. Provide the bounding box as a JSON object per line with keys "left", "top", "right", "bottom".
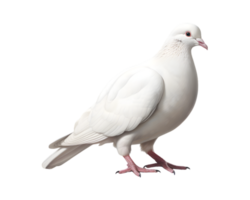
{"left": 129, "top": 56, "right": 198, "bottom": 144}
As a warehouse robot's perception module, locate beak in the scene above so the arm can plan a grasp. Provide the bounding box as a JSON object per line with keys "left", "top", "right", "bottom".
{"left": 196, "top": 38, "right": 212, "bottom": 64}
{"left": 196, "top": 38, "right": 208, "bottom": 54}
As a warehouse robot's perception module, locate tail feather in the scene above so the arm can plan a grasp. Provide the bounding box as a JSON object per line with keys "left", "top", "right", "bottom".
{"left": 49, "top": 134, "right": 70, "bottom": 149}
{"left": 42, "top": 145, "right": 89, "bottom": 170}
{"left": 49, "top": 108, "right": 108, "bottom": 150}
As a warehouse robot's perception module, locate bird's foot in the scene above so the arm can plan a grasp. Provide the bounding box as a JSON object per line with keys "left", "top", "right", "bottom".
{"left": 145, "top": 159, "right": 187, "bottom": 171}
{"left": 143, "top": 162, "right": 175, "bottom": 174}
{"left": 116, "top": 155, "right": 160, "bottom": 177}
{"left": 144, "top": 150, "right": 190, "bottom": 175}
{"left": 119, "top": 165, "right": 157, "bottom": 174}
{"left": 167, "top": 163, "right": 190, "bottom": 170}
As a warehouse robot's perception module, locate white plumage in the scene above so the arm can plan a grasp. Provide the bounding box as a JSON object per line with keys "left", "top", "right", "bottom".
{"left": 43, "top": 23, "right": 207, "bottom": 176}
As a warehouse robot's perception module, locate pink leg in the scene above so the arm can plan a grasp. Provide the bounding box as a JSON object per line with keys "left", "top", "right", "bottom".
{"left": 144, "top": 150, "right": 190, "bottom": 174}
{"left": 116, "top": 155, "right": 160, "bottom": 177}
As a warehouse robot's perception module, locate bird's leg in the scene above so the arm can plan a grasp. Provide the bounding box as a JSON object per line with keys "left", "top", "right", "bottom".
{"left": 144, "top": 150, "right": 190, "bottom": 174}
{"left": 119, "top": 156, "right": 158, "bottom": 177}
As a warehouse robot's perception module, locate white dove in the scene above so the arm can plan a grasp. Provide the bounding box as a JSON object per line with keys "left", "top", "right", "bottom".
{"left": 43, "top": 23, "right": 208, "bottom": 177}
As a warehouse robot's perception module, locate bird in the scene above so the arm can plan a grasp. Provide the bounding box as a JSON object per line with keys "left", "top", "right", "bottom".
{"left": 42, "top": 23, "right": 208, "bottom": 177}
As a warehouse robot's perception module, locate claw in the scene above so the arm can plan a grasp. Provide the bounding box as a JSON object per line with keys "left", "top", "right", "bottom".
{"left": 143, "top": 166, "right": 146, "bottom": 169}
{"left": 115, "top": 171, "right": 120, "bottom": 174}
{"left": 139, "top": 173, "right": 141, "bottom": 177}
{"left": 156, "top": 170, "right": 161, "bottom": 173}
{"left": 186, "top": 167, "right": 190, "bottom": 170}
{"left": 173, "top": 170, "right": 175, "bottom": 175}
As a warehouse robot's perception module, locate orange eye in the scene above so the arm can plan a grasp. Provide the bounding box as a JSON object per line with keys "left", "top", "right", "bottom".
{"left": 186, "top": 31, "right": 191, "bottom": 37}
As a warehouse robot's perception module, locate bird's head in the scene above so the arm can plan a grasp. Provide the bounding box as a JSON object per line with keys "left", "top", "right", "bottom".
{"left": 170, "top": 23, "right": 208, "bottom": 50}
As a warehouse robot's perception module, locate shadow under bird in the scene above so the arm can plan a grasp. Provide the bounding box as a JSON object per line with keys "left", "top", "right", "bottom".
{"left": 43, "top": 23, "right": 208, "bottom": 177}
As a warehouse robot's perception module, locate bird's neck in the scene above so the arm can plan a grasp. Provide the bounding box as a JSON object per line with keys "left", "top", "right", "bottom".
{"left": 155, "top": 39, "right": 192, "bottom": 60}
{"left": 148, "top": 40, "right": 196, "bottom": 79}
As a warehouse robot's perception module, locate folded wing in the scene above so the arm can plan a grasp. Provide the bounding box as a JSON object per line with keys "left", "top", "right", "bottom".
{"left": 60, "top": 67, "right": 164, "bottom": 146}
{"left": 90, "top": 67, "right": 164, "bottom": 137}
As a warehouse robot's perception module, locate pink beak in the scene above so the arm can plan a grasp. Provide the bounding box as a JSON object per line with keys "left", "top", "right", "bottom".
{"left": 196, "top": 38, "right": 210, "bottom": 64}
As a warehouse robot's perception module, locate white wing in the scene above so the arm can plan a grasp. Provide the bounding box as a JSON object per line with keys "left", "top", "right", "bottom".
{"left": 60, "top": 67, "right": 164, "bottom": 146}
{"left": 89, "top": 67, "right": 164, "bottom": 137}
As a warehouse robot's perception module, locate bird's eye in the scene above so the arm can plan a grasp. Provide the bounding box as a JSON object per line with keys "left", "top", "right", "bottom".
{"left": 186, "top": 31, "right": 191, "bottom": 37}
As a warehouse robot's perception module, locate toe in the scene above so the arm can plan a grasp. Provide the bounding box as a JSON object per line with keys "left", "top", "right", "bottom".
{"left": 146, "top": 169, "right": 159, "bottom": 173}
{"left": 162, "top": 164, "right": 175, "bottom": 174}
{"left": 163, "top": 167, "right": 174, "bottom": 174}
{"left": 167, "top": 163, "right": 190, "bottom": 170}
{"left": 137, "top": 166, "right": 158, "bottom": 173}
{"left": 135, "top": 171, "right": 141, "bottom": 177}
{"left": 119, "top": 167, "right": 131, "bottom": 174}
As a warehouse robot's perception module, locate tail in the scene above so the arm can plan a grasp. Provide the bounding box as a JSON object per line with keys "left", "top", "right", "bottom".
{"left": 49, "top": 108, "right": 108, "bottom": 150}
{"left": 42, "top": 145, "right": 90, "bottom": 170}
{"left": 48, "top": 134, "right": 70, "bottom": 149}
{"left": 42, "top": 108, "right": 107, "bottom": 169}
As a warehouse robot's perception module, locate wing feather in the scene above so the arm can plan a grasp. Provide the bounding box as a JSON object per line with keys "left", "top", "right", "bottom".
{"left": 61, "top": 67, "right": 164, "bottom": 146}
{"left": 90, "top": 67, "right": 164, "bottom": 137}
